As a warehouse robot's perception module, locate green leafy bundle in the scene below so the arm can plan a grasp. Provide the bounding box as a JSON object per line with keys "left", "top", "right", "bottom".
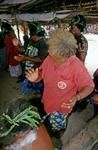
{"left": 0, "top": 105, "right": 41, "bottom": 138}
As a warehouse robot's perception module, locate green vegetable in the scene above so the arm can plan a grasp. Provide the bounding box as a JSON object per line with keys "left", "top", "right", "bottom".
{"left": 0, "top": 105, "right": 41, "bottom": 138}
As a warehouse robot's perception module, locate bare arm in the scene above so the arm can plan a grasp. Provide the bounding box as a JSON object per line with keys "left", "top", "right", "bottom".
{"left": 13, "top": 37, "right": 42, "bottom": 63}
{"left": 78, "top": 35, "right": 88, "bottom": 64}
{"left": 76, "top": 86, "right": 94, "bottom": 101}
{"left": 14, "top": 54, "right": 42, "bottom": 63}
{"left": 61, "top": 85, "right": 94, "bottom": 110}
{"left": 24, "top": 55, "right": 42, "bottom": 63}
{"left": 77, "top": 51, "right": 87, "bottom": 64}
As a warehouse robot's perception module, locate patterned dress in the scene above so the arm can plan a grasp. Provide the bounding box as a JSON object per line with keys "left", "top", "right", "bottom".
{"left": 75, "top": 34, "right": 88, "bottom": 61}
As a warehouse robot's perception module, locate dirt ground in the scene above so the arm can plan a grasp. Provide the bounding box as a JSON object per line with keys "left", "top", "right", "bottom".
{"left": 0, "top": 70, "right": 37, "bottom": 115}
{"left": 0, "top": 70, "right": 21, "bottom": 115}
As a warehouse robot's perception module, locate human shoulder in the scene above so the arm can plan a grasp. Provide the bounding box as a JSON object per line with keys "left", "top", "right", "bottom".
{"left": 80, "top": 34, "right": 88, "bottom": 44}
{"left": 40, "top": 55, "right": 49, "bottom": 70}
{"left": 42, "top": 55, "right": 50, "bottom": 63}
{"left": 38, "top": 38, "right": 47, "bottom": 46}
{"left": 68, "top": 56, "right": 84, "bottom": 68}
{"left": 77, "top": 34, "right": 88, "bottom": 54}
{"left": 37, "top": 38, "right": 48, "bottom": 60}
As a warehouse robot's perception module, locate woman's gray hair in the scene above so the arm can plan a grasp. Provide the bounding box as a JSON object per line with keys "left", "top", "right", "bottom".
{"left": 47, "top": 29, "right": 77, "bottom": 58}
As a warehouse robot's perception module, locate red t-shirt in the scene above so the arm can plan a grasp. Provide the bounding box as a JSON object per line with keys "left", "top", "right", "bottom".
{"left": 40, "top": 56, "right": 94, "bottom": 114}
{"left": 5, "top": 34, "right": 19, "bottom": 66}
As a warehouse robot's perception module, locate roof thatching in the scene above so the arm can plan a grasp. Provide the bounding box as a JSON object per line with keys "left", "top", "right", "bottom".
{"left": 0, "top": 0, "right": 98, "bottom": 22}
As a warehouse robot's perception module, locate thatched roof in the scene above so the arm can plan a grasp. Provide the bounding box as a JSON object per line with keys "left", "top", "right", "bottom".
{"left": 0, "top": 0, "right": 98, "bottom": 22}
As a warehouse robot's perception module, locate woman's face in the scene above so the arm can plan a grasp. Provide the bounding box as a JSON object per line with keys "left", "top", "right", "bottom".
{"left": 31, "top": 34, "right": 37, "bottom": 41}
{"left": 70, "top": 25, "right": 80, "bottom": 37}
{"left": 48, "top": 52, "right": 66, "bottom": 67}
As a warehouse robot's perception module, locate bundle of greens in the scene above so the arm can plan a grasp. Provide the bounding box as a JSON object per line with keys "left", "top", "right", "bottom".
{"left": 0, "top": 105, "right": 41, "bottom": 138}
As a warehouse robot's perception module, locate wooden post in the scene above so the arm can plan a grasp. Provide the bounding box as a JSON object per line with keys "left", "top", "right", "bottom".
{"left": 14, "top": 13, "right": 21, "bottom": 42}
{"left": 96, "top": 0, "right": 98, "bottom": 9}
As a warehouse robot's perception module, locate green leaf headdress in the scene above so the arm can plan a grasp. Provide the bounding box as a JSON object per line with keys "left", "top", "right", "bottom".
{"left": 28, "top": 21, "right": 45, "bottom": 36}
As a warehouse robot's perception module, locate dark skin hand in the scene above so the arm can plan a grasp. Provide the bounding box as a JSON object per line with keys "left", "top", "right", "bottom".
{"left": 77, "top": 51, "right": 87, "bottom": 64}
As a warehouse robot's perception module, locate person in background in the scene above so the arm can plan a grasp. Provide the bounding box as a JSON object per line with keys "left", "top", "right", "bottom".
{"left": 70, "top": 15, "right": 88, "bottom": 64}
{"left": 0, "top": 31, "right": 6, "bottom": 70}
{"left": 92, "top": 68, "right": 98, "bottom": 116}
{"left": 26, "top": 29, "right": 94, "bottom": 148}
{"left": 14, "top": 21, "right": 48, "bottom": 72}
{"left": 22, "top": 22, "right": 29, "bottom": 51}
{"left": 13, "top": 22, "right": 48, "bottom": 117}
{"left": 23, "top": 33, "right": 29, "bottom": 51}
{"left": 1, "top": 22, "right": 22, "bottom": 77}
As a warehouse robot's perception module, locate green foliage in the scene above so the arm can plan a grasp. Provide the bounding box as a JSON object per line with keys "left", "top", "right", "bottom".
{"left": 0, "top": 105, "right": 41, "bottom": 138}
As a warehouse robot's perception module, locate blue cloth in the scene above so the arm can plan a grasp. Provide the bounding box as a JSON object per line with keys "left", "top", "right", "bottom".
{"left": 21, "top": 79, "right": 44, "bottom": 94}
{"left": 48, "top": 112, "right": 69, "bottom": 131}
{"left": 88, "top": 97, "right": 94, "bottom": 105}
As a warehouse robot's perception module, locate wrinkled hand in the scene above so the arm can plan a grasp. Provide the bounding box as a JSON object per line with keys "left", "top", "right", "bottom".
{"left": 61, "top": 96, "right": 77, "bottom": 110}
{"left": 14, "top": 54, "right": 25, "bottom": 62}
{"left": 25, "top": 68, "right": 39, "bottom": 82}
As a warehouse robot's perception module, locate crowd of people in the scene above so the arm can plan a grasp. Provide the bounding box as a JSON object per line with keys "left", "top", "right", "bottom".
{"left": 0, "top": 15, "right": 98, "bottom": 149}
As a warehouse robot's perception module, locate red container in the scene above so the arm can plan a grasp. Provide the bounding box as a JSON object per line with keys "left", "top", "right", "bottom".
{"left": 3, "top": 124, "right": 54, "bottom": 150}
